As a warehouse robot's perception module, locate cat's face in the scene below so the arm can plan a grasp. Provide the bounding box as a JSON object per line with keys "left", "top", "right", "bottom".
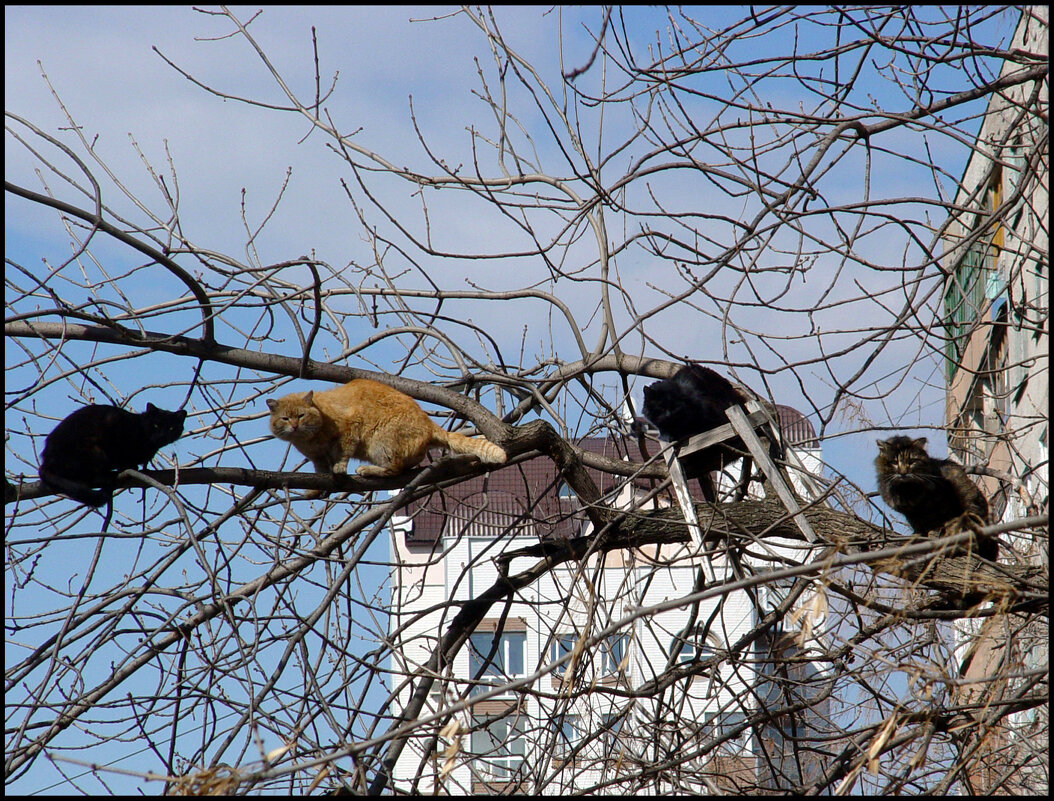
{"left": 876, "top": 436, "right": 932, "bottom": 476}
{"left": 267, "top": 392, "right": 324, "bottom": 442}
{"left": 642, "top": 381, "right": 690, "bottom": 429}
{"left": 642, "top": 382, "right": 673, "bottom": 419}
{"left": 142, "top": 404, "right": 188, "bottom": 447}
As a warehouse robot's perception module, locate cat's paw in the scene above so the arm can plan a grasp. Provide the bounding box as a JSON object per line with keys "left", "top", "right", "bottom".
{"left": 332, "top": 460, "right": 349, "bottom": 475}
{"left": 356, "top": 464, "right": 395, "bottom": 477}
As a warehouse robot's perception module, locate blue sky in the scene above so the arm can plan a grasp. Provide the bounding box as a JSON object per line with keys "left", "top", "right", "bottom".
{"left": 5, "top": 5, "right": 1024, "bottom": 793}
{"left": 7, "top": 6, "right": 1012, "bottom": 437}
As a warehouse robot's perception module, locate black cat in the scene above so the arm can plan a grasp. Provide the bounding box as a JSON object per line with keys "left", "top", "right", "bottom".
{"left": 642, "top": 365, "right": 745, "bottom": 442}
{"left": 642, "top": 365, "right": 755, "bottom": 499}
{"left": 39, "top": 403, "right": 187, "bottom": 507}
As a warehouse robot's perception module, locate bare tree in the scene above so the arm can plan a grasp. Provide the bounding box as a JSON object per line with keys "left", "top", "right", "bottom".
{"left": 5, "top": 6, "right": 1047, "bottom": 795}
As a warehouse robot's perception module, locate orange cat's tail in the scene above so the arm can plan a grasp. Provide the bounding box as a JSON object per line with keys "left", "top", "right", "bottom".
{"left": 433, "top": 429, "right": 507, "bottom": 465}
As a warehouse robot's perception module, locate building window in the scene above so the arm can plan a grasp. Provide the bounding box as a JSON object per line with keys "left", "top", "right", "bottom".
{"left": 551, "top": 632, "right": 628, "bottom": 675}
{"left": 470, "top": 712, "right": 526, "bottom": 780}
{"left": 950, "top": 376, "right": 990, "bottom": 466}
{"left": 706, "top": 710, "right": 753, "bottom": 754}
{"left": 600, "top": 632, "right": 628, "bottom": 673}
{"left": 556, "top": 481, "right": 576, "bottom": 501}
{"left": 944, "top": 237, "right": 991, "bottom": 379}
{"left": 551, "top": 633, "right": 576, "bottom": 674}
{"left": 1005, "top": 137, "right": 1026, "bottom": 201}
{"left": 469, "top": 631, "right": 526, "bottom": 695}
{"left": 945, "top": 165, "right": 1007, "bottom": 379}
{"left": 551, "top": 712, "right": 581, "bottom": 759}
{"left": 600, "top": 712, "right": 625, "bottom": 758}
{"left": 670, "top": 625, "right": 719, "bottom": 665}
{"left": 986, "top": 335, "right": 1009, "bottom": 427}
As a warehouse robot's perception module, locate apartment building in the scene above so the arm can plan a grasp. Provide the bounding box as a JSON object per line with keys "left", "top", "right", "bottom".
{"left": 943, "top": 5, "right": 1048, "bottom": 526}
{"left": 940, "top": 5, "right": 1048, "bottom": 794}
{"left": 387, "top": 405, "right": 827, "bottom": 794}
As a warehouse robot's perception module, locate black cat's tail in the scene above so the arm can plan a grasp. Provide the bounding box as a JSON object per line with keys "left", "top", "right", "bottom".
{"left": 39, "top": 467, "right": 111, "bottom": 507}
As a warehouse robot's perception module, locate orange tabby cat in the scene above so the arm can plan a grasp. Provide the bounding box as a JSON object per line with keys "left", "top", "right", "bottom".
{"left": 266, "top": 379, "right": 506, "bottom": 484}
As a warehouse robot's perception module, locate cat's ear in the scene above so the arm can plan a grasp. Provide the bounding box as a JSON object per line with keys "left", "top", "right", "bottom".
{"left": 303, "top": 391, "right": 314, "bottom": 405}
{"left": 913, "top": 437, "right": 928, "bottom": 450}
{"left": 266, "top": 399, "right": 279, "bottom": 411}
{"left": 147, "top": 402, "right": 158, "bottom": 413}
{"left": 176, "top": 409, "right": 188, "bottom": 422}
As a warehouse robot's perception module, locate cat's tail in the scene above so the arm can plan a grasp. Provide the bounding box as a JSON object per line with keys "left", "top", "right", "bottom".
{"left": 39, "top": 466, "right": 111, "bottom": 507}
{"left": 433, "top": 429, "right": 507, "bottom": 465}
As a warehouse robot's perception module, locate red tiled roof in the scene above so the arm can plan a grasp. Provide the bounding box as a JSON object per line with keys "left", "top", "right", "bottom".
{"left": 774, "top": 404, "right": 819, "bottom": 449}
{"left": 402, "top": 435, "right": 659, "bottom": 543}
{"left": 402, "top": 406, "right": 818, "bottom": 543}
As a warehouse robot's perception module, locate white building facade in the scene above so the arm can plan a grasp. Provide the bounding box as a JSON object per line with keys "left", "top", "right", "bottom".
{"left": 387, "top": 407, "right": 828, "bottom": 794}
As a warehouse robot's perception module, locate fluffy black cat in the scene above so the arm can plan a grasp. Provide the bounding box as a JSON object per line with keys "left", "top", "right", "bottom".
{"left": 642, "top": 365, "right": 745, "bottom": 441}
{"left": 875, "top": 435, "right": 996, "bottom": 561}
{"left": 39, "top": 403, "right": 187, "bottom": 507}
{"left": 642, "top": 365, "right": 753, "bottom": 499}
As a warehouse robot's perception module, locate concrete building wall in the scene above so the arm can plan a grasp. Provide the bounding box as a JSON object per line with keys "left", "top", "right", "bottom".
{"left": 388, "top": 419, "right": 827, "bottom": 794}
{"left": 943, "top": 5, "right": 1048, "bottom": 531}
{"left": 941, "top": 6, "right": 1048, "bottom": 795}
